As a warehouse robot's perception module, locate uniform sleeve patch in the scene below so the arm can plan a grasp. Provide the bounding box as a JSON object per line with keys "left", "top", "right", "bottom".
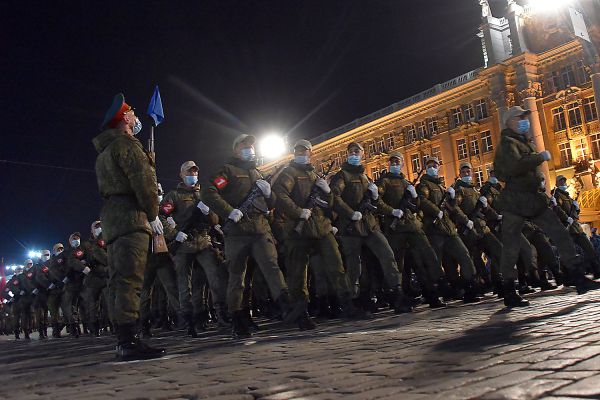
{"left": 42, "top": 266, "right": 49, "bottom": 273}
{"left": 214, "top": 176, "right": 228, "bottom": 189}
{"left": 75, "top": 250, "right": 84, "bottom": 258}
{"left": 161, "top": 202, "right": 175, "bottom": 216}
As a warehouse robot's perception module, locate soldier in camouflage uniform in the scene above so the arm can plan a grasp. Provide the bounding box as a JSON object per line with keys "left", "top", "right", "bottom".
{"left": 61, "top": 232, "right": 88, "bottom": 338}
{"left": 45, "top": 243, "right": 67, "bottom": 337}
{"left": 553, "top": 175, "right": 600, "bottom": 278}
{"left": 493, "top": 106, "right": 600, "bottom": 307}
{"left": 330, "top": 142, "right": 413, "bottom": 313}
{"left": 376, "top": 152, "right": 446, "bottom": 308}
{"left": 18, "top": 260, "right": 37, "bottom": 340}
{"left": 203, "top": 134, "right": 300, "bottom": 339}
{"left": 4, "top": 267, "right": 24, "bottom": 339}
{"left": 93, "top": 93, "right": 165, "bottom": 360}
{"left": 161, "top": 161, "right": 228, "bottom": 337}
{"left": 416, "top": 157, "right": 480, "bottom": 303}
{"left": 31, "top": 250, "right": 52, "bottom": 339}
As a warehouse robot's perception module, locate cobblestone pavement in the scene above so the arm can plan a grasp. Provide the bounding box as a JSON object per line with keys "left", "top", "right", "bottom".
{"left": 2, "top": 287, "right": 600, "bottom": 399}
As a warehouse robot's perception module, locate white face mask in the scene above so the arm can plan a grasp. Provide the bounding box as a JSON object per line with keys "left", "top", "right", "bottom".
{"left": 488, "top": 177, "right": 498, "bottom": 185}
{"left": 42, "top": 254, "right": 50, "bottom": 262}
{"left": 70, "top": 239, "right": 80, "bottom": 248}
{"left": 93, "top": 227, "right": 102, "bottom": 238}
{"left": 461, "top": 176, "right": 472, "bottom": 184}
{"left": 426, "top": 167, "right": 438, "bottom": 177}
{"left": 158, "top": 195, "right": 163, "bottom": 202}
{"left": 294, "top": 155, "right": 310, "bottom": 165}
{"left": 559, "top": 185, "right": 568, "bottom": 191}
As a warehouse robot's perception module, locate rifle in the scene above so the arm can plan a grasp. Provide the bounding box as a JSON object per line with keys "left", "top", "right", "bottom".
{"left": 389, "top": 169, "right": 424, "bottom": 231}
{"left": 167, "top": 203, "right": 212, "bottom": 255}
{"left": 294, "top": 160, "right": 335, "bottom": 235}
{"left": 346, "top": 184, "right": 378, "bottom": 235}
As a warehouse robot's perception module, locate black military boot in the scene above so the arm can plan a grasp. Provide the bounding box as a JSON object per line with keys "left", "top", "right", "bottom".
{"left": 14, "top": 330, "right": 20, "bottom": 340}
{"left": 539, "top": 271, "right": 558, "bottom": 291}
{"left": 214, "top": 303, "right": 231, "bottom": 328}
{"left": 574, "top": 271, "right": 600, "bottom": 295}
{"left": 38, "top": 327, "right": 46, "bottom": 340}
{"left": 463, "top": 281, "right": 482, "bottom": 303}
{"left": 183, "top": 314, "right": 198, "bottom": 338}
{"left": 70, "top": 323, "right": 80, "bottom": 338}
{"left": 92, "top": 322, "right": 101, "bottom": 338}
{"left": 51, "top": 323, "right": 61, "bottom": 338}
{"left": 276, "top": 291, "right": 305, "bottom": 325}
{"left": 195, "top": 311, "right": 209, "bottom": 332}
{"left": 242, "top": 308, "right": 260, "bottom": 331}
{"left": 231, "top": 310, "right": 251, "bottom": 339}
{"left": 392, "top": 289, "right": 414, "bottom": 314}
{"left": 115, "top": 323, "right": 166, "bottom": 362}
{"left": 425, "top": 292, "right": 447, "bottom": 308}
{"left": 503, "top": 280, "right": 530, "bottom": 307}
{"left": 141, "top": 320, "right": 152, "bottom": 339}
{"left": 297, "top": 311, "right": 317, "bottom": 330}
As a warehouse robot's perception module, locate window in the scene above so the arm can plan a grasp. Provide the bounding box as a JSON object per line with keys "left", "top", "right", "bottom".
{"left": 560, "top": 65, "right": 576, "bottom": 88}
{"left": 474, "top": 166, "right": 484, "bottom": 187}
{"left": 411, "top": 154, "right": 421, "bottom": 174}
{"left": 550, "top": 70, "right": 562, "bottom": 92}
{"left": 481, "top": 130, "right": 493, "bottom": 153}
{"left": 475, "top": 99, "right": 489, "bottom": 120}
{"left": 567, "top": 103, "right": 582, "bottom": 127}
{"left": 333, "top": 153, "right": 342, "bottom": 168}
{"left": 373, "top": 170, "right": 380, "bottom": 181}
{"left": 464, "top": 104, "right": 475, "bottom": 122}
{"left": 367, "top": 141, "right": 376, "bottom": 156}
{"left": 591, "top": 134, "right": 600, "bottom": 159}
{"left": 576, "top": 60, "right": 589, "bottom": 85}
{"left": 385, "top": 133, "right": 395, "bottom": 150}
{"left": 584, "top": 97, "right": 598, "bottom": 122}
{"left": 559, "top": 142, "right": 573, "bottom": 168}
{"left": 377, "top": 136, "right": 385, "bottom": 153}
{"left": 416, "top": 121, "right": 427, "bottom": 140}
{"left": 552, "top": 107, "right": 566, "bottom": 131}
{"left": 451, "top": 107, "right": 463, "bottom": 127}
{"left": 573, "top": 137, "right": 588, "bottom": 161}
{"left": 406, "top": 125, "right": 416, "bottom": 144}
{"left": 470, "top": 137, "right": 480, "bottom": 156}
{"left": 457, "top": 139, "right": 468, "bottom": 160}
{"left": 427, "top": 117, "right": 438, "bottom": 135}
{"left": 432, "top": 146, "right": 442, "bottom": 164}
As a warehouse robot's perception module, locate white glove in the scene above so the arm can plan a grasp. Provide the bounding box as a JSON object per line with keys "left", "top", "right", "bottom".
{"left": 149, "top": 216, "right": 164, "bottom": 235}
{"left": 331, "top": 226, "right": 338, "bottom": 235}
{"left": 48, "top": 283, "right": 55, "bottom": 290}
{"left": 315, "top": 178, "right": 331, "bottom": 194}
{"left": 392, "top": 209, "right": 404, "bottom": 218}
{"left": 300, "top": 209, "right": 312, "bottom": 220}
{"left": 228, "top": 209, "right": 243, "bottom": 223}
{"left": 214, "top": 224, "right": 224, "bottom": 236}
{"left": 196, "top": 201, "right": 210, "bottom": 215}
{"left": 351, "top": 211, "right": 363, "bottom": 221}
{"left": 255, "top": 179, "right": 271, "bottom": 198}
{"left": 497, "top": 214, "right": 503, "bottom": 221}
{"left": 550, "top": 197, "right": 557, "bottom": 207}
{"left": 540, "top": 150, "right": 551, "bottom": 161}
{"left": 466, "top": 220, "right": 474, "bottom": 230}
{"left": 478, "top": 196, "right": 488, "bottom": 208}
{"left": 166, "top": 216, "right": 177, "bottom": 229}
{"left": 62, "top": 277, "right": 69, "bottom": 284}
{"left": 175, "top": 231, "right": 188, "bottom": 242}
{"left": 447, "top": 186, "right": 455, "bottom": 199}
{"left": 567, "top": 217, "right": 574, "bottom": 225}
{"left": 19, "top": 290, "right": 25, "bottom": 296}
{"left": 82, "top": 266, "right": 91, "bottom": 275}
{"left": 437, "top": 211, "right": 444, "bottom": 219}
{"left": 367, "top": 182, "right": 379, "bottom": 200}
{"left": 407, "top": 185, "right": 417, "bottom": 199}
{"left": 32, "top": 288, "right": 39, "bottom": 295}
{"left": 573, "top": 200, "right": 579, "bottom": 211}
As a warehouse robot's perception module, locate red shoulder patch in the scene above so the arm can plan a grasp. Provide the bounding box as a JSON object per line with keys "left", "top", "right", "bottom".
{"left": 13, "top": 280, "right": 19, "bottom": 286}
{"left": 57, "top": 258, "right": 63, "bottom": 264}
{"left": 42, "top": 266, "right": 49, "bottom": 274}
{"left": 75, "top": 250, "right": 84, "bottom": 259}
{"left": 97, "top": 239, "right": 106, "bottom": 248}
{"left": 161, "top": 202, "right": 175, "bottom": 216}
{"left": 26, "top": 272, "right": 33, "bottom": 279}
{"left": 214, "top": 176, "right": 228, "bottom": 189}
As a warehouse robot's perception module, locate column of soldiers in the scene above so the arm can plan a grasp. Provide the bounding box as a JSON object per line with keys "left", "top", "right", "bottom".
{"left": 2, "top": 98, "right": 600, "bottom": 363}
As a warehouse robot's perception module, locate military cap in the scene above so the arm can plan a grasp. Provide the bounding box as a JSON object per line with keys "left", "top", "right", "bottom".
{"left": 25, "top": 259, "right": 33, "bottom": 266}
{"left": 101, "top": 93, "right": 132, "bottom": 130}
{"left": 556, "top": 175, "right": 567, "bottom": 185}
{"left": 459, "top": 161, "right": 472, "bottom": 170}
{"left": 232, "top": 134, "right": 256, "bottom": 151}
{"left": 69, "top": 232, "right": 81, "bottom": 242}
{"left": 180, "top": 161, "right": 199, "bottom": 173}
{"left": 91, "top": 220, "right": 101, "bottom": 231}
{"left": 347, "top": 142, "right": 364, "bottom": 151}
{"left": 293, "top": 139, "right": 312, "bottom": 151}
{"left": 52, "top": 243, "right": 64, "bottom": 253}
{"left": 425, "top": 156, "right": 440, "bottom": 166}
{"left": 388, "top": 151, "right": 404, "bottom": 161}
{"left": 503, "top": 106, "right": 531, "bottom": 128}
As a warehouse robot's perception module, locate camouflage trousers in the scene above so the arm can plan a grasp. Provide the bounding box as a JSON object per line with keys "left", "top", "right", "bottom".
{"left": 107, "top": 231, "right": 150, "bottom": 326}
{"left": 140, "top": 252, "right": 180, "bottom": 320}
{"left": 428, "top": 233, "right": 476, "bottom": 281}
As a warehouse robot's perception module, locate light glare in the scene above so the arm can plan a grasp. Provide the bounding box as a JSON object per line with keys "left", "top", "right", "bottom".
{"left": 529, "top": 0, "right": 572, "bottom": 13}
{"left": 259, "top": 134, "right": 286, "bottom": 160}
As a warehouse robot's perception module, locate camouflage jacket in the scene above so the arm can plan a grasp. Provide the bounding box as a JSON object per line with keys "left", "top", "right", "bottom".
{"left": 452, "top": 179, "right": 498, "bottom": 238}
{"left": 376, "top": 172, "right": 422, "bottom": 233}
{"left": 480, "top": 181, "right": 503, "bottom": 232}
{"left": 553, "top": 188, "right": 584, "bottom": 235}
{"left": 416, "top": 174, "right": 458, "bottom": 237}
{"left": 82, "top": 237, "right": 108, "bottom": 289}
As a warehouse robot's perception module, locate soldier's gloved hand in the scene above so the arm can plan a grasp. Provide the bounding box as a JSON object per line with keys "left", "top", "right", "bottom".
{"left": 466, "top": 220, "right": 474, "bottom": 230}
{"left": 166, "top": 216, "right": 177, "bottom": 229}
{"left": 149, "top": 216, "right": 164, "bottom": 235}
{"left": 478, "top": 196, "right": 488, "bottom": 208}
{"left": 255, "top": 179, "right": 271, "bottom": 198}
{"left": 573, "top": 200, "right": 580, "bottom": 211}
{"left": 48, "top": 283, "right": 55, "bottom": 290}
{"left": 447, "top": 186, "right": 455, "bottom": 199}
{"left": 214, "top": 224, "right": 224, "bottom": 236}
{"left": 32, "top": 288, "right": 39, "bottom": 295}
{"left": 351, "top": 211, "right": 363, "bottom": 221}
{"left": 437, "top": 211, "right": 444, "bottom": 219}
{"left": 228, "top": 209, "right": 243, "bottom": 223}
{"left": 540, "top": 150, "right": 551, "bottom": 161}
{"left": 392, "top": 209, "right": 404, "bottom": 218}
{"left": 367, "top": 182, "right": 379, "bottom": 200}
{"left": 196, "top": 201, "right": 210, "bottom": 215}
{"left": 315, "top": 178, "right": 331, "bottom": 194}
{"left": 82, "top": 266, "right": 91, "bottom": 275}
{"left": 300, "top": 209, "right": 312, "bottom": 220}
{"left": 407, "top": 185, "right": 418, "bottom": 199}
{"left": 62, "top": 277, "right": 69, "bottom": 284}
{"left": 175, "top": 231, "right": 188, "bottom": 242}
{"left": 567, "top": 217, "right": 574, "bottom": 225}
{"left": 19, "top": 290, "right": 25, "bottom": 296}
{"left": 497, "top": 214, "right": 503, "bottom": 221}
{"left": 550, "top": 197, "right": 557, "bottom": 207}
{"left": 331, "top": 226, "right": 338, "bottom": 235}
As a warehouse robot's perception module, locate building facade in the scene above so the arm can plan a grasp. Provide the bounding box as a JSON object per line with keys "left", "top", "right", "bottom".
{"left": 262, "top": 0, "right": 600, "bottom": 224}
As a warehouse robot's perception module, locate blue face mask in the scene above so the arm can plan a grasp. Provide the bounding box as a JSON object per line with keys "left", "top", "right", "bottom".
{"left": 426, "top": 167, "right": 438, "bottom": 177}
{"left": 183, "top": 175, "right": 198, "bottom": 186}
{"left": 390, "top": 165, "right": 402, "bottom": 175}
{"left": 347, "top": 155, "right": 362, "bottom": 166}
{"left": 294, "top": 155, "right": 310, "bottom": 165}
{"left": 240, "top": 147, "right": 255, "bottom": 161}
{"left": 70, "top": 239, "right": 80, "bottom": 248}
{"left": 559, "top": 185, "right": 568, "bottom": 191}
{"left": 133, "top": 118, "right": 142, "bottom": 135}
{"left": 461, "top": 176, "right": 472, "bottom": 184}
{"left": 488, "top": 177, "right": 498, "bottom": 185}
{"left": 517, "top": 119, "right": 530, "bottom": 134}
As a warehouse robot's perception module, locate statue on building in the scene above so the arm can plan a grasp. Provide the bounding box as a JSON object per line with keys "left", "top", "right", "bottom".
{"left": 479, "top": 0, "right": 492, "bottom": 18}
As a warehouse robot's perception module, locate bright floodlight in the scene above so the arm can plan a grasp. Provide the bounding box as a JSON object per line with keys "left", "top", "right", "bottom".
{"left": 529, "top": 0, "right": 571, "bottom": 12}
{"left": 259, "top": 134, "right": 286, "bottom": 159}
{"left": 28, "top": 250, "right": 42, "bottom": 258}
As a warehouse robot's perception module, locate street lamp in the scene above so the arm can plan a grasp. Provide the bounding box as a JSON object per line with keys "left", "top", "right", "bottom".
{"left": 27, "top": 250, "right": 42, "bottom": 259}
{"left": 258, "top": 134, "right": 287, "bottom": 160}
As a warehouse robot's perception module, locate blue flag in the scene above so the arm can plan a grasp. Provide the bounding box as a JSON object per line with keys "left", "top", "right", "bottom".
{"left": 147, "top": 85, "right": 164, "bottom": 126}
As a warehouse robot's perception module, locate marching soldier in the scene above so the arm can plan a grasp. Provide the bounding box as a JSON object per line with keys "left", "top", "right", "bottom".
{"left": 376, "top": 152, "right": 446, "bottom": 308}
{"left": 31, "top": 250, "right": 52, "bottom": 339}
{"left": 45, "top": 243, "right": 68, "bottom": 337}
{"left": 330, "top": 142, "right": 413, "bottom": 313}
{"left": 82, "top": 221, "right": 110, "bottom": 337}
{"left": 61, "top": 232, "right": 88, "bottom": 338}
{"left": 493, "top": 106, "right": 600, "bottom": 307}
{"left": 5, "top": 266, "right": 25, "bottom": 339}
{"left": 202, "top": 134, "right": 301, "bottom": 339}
{"left": 416, "top": 157, "right": 481, "bottom": 303}
{"left": 93, "top": 93, "right": 165, "bottom": 360}
{"left": 18, "top": 260, "right": 37, "bottom": 340}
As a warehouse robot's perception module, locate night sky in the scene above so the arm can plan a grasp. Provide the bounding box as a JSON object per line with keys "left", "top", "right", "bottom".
{"left": 1, "top": 0, "right": 504, "bottom": 265}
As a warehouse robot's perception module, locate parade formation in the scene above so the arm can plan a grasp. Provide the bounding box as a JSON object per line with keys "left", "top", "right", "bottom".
{"left": 2, "top": 93, "right": 600, "bottom": 363}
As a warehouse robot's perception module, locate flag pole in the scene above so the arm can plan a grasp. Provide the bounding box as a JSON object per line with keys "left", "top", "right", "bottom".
{"left": 149, "top": 124, "right": 156, "bottom": 161}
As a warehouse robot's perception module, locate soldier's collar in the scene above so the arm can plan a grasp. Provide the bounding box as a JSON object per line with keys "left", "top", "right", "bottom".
{"left": 289, "top": 161, "right": 314, "bottom": 172}
{"left": 341, "top": 162, "right": 365, "bottom": 173}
